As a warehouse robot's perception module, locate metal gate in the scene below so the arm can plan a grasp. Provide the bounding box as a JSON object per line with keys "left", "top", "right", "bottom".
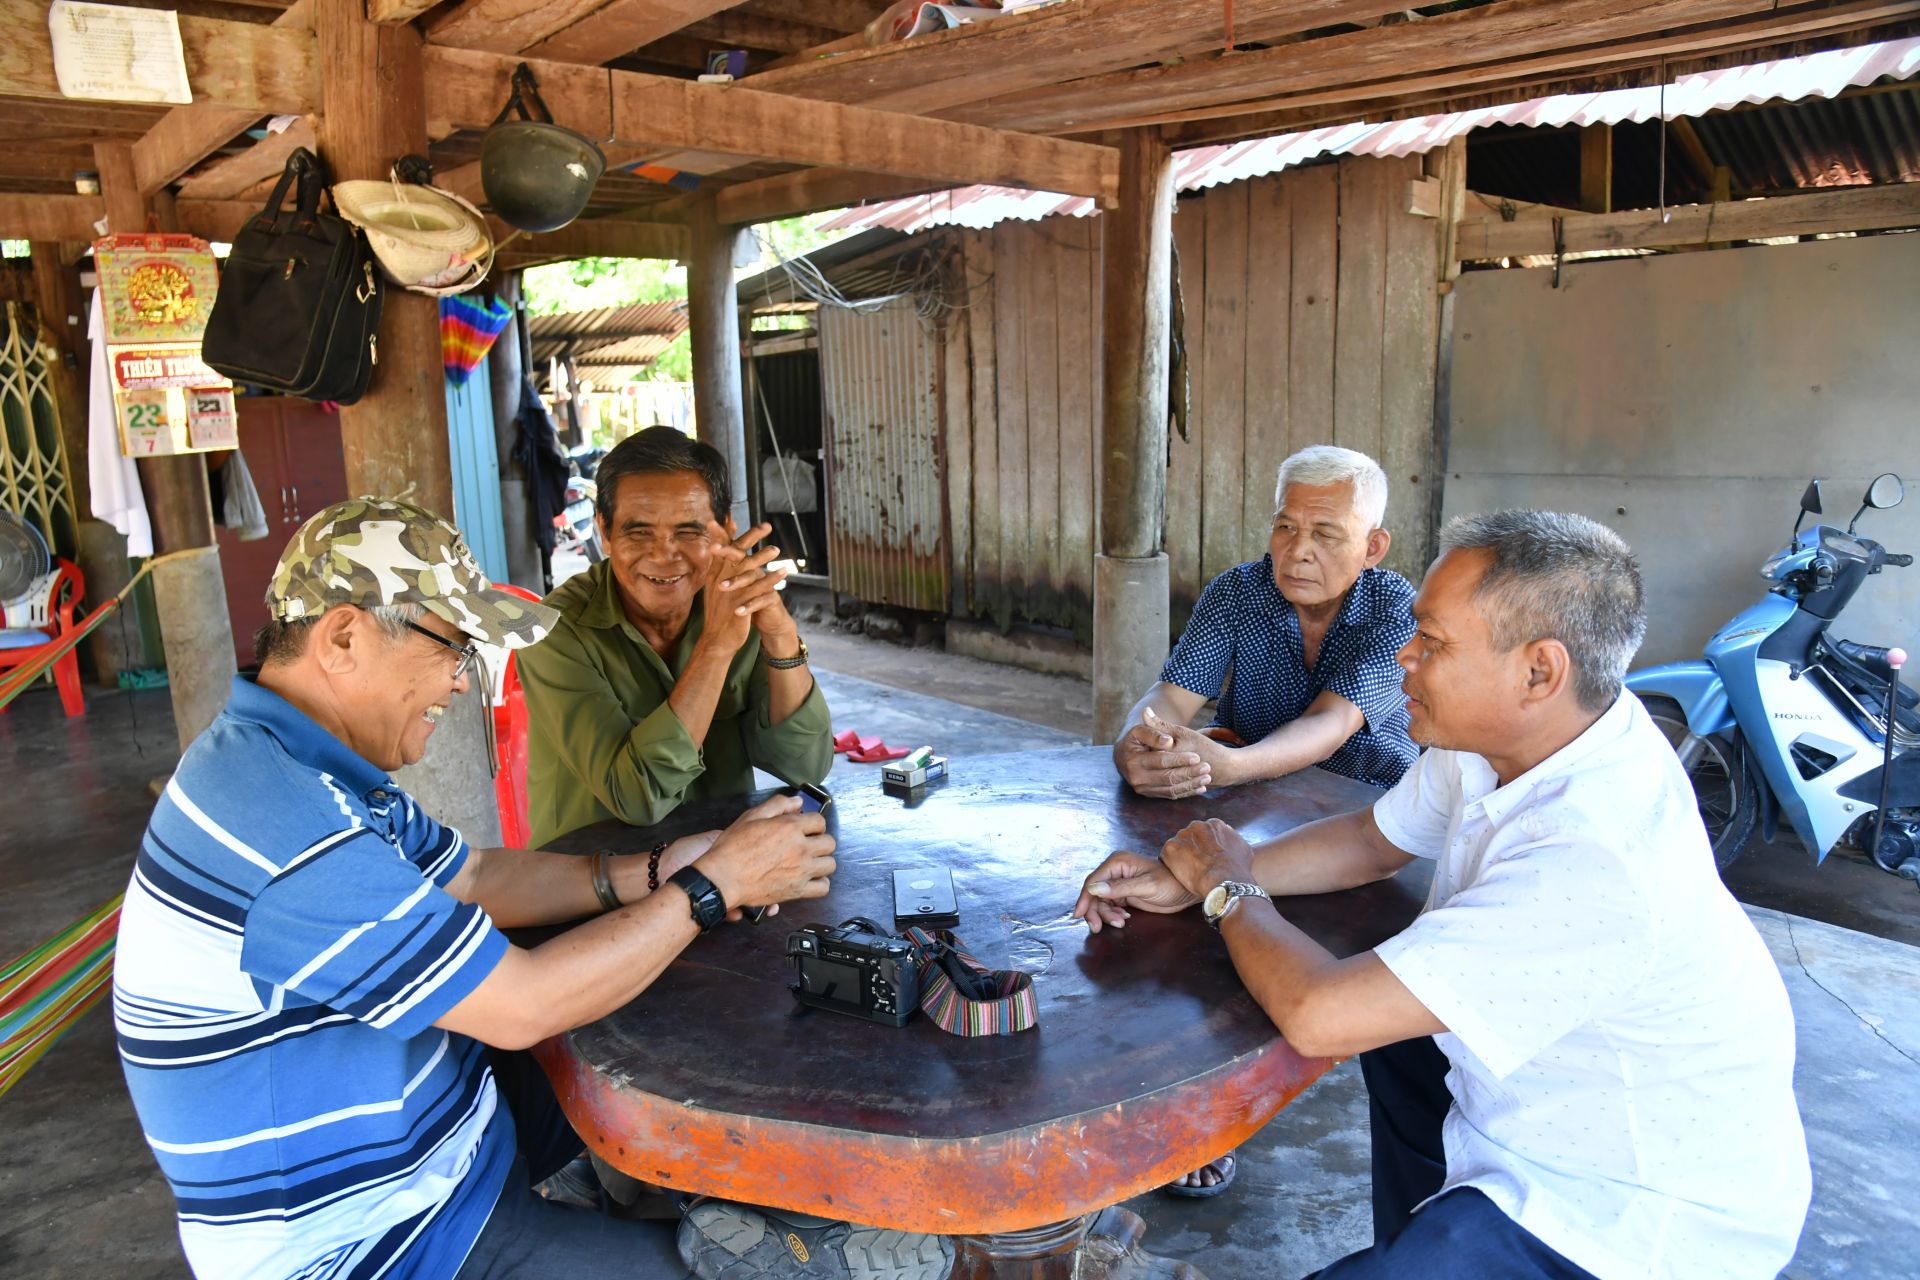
{"left": 819, "top": 302, "right": 947, "bottom": 612}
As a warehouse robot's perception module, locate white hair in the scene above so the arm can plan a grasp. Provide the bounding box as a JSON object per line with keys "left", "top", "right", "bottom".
{"left": 1274, "top": 445, "right": 1389, "bottom": 528}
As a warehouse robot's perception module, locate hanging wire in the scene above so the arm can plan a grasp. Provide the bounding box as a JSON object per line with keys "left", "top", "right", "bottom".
{"left": 1658, "top": 63, "right": 1670, "bottom": 224}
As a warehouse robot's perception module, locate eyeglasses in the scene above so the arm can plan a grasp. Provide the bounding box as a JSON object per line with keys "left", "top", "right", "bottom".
{"left": 404, "top": 620, "right": 480, "bottom": 680}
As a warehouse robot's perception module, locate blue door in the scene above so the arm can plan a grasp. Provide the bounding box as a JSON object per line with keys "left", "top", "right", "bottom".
{"left": 445, "top": 356, "right": 509, "bottom": 584}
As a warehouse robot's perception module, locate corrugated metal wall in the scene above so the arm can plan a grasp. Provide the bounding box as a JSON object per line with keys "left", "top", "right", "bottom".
{"left": 941, "top": 152, "right": 1445, "bottom": 636}
{"left": 818, "top": 302, "right": 949, "bottom": 612}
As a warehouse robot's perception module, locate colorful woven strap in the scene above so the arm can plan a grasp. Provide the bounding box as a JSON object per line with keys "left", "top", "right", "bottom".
{"left": 903, "top": 927, "right": 1039, "bottom": 1037}
{"left": 0, "top": 895, "right": 122, "bottom": 1098}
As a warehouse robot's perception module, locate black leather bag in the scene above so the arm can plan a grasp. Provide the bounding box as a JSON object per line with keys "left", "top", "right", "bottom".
{"left": 203, "top": 147, "right": 383, "bottom": 403}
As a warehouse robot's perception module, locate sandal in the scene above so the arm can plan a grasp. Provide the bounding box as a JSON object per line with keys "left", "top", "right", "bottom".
{"left": 1160, "top": 1148, "right": 1237, "bottom": 1198}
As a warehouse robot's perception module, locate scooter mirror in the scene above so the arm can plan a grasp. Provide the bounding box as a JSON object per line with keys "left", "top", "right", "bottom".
{"left": 1800, "top": 479, "right": 1823, "bottom": 515}
{"left": 1865, "top": 473, "right": 1904, "bottom": 510}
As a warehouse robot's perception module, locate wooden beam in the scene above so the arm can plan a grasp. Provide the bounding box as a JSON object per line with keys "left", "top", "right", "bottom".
{"left": 1580, "top": 124, "right": 1613, "bottom": 214}
{"left": 1668, "top": 115, "right": 1720, "bottom": 187}
{"left": 369, "top": 0, "right": 440, "bottom": 23}
{"left": 0, "top": 1, "right": 317, "bottom": 114}
{"left": 176, "top": 117, "right": 318, "bottom": 201}
{"left": 1454, "top": 183, "right": 1920, "bottom": 258}
{"left": 513, "top": 1, "right": 734, "bottom": 65}
{"left": 681, "top": 12, "right": 842, "bottom": 53}
{"left": 130, "top": 0, "right": 315, "bottom": 195}
{"left": 713, "top": 169, "right": 946, "bottom": 225}
{"left": 742, "top": 0, "right": 1411, "bottom": 116}
{"left": 744, "top": 0, "right": 886, "bottom": 34}
{"left": 175, "top": 199, "right": 262, "bottom": 242}
{"left": 0, "top": 194, "right": 104, "bottom": 240}
{"left": 423, "top": 48, "right": 1119, "bottom": 205}
{"left": 486, "top": 214, "right": 691, "bottom": 261}
{"left": 1155, "top": 1, "right": 1920, "bottom": 142}
{"left": 961, "top": 0, "right": 1824, "bottom": 132}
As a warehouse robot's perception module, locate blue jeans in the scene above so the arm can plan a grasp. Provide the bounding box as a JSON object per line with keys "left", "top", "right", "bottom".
{"left": 454, "top": 1049, "right": 690, "bottom": 1279}
{"left": 1306, "top": 1037, "right": 1596, "bottom": 1280}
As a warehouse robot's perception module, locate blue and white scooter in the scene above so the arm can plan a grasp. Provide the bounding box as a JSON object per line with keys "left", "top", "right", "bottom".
{"left": 1626, "top": 474, "right": 1919, "bottom": 875}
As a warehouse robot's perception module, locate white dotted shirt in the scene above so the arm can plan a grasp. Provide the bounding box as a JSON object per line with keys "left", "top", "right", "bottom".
{"left": 1160, "top": 559, "right": 1417, "bottom": 788}
{"left": 1372, "top": 693, "right": 1811, "bottom": 1280}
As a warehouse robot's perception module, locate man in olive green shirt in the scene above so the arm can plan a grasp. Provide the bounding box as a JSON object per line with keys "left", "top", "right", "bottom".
{"left": 518, "top": 428, "right": 833, "bottom": 847}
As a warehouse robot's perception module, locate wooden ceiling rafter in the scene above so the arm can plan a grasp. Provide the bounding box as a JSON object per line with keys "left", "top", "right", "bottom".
{"left": 127, "top": 0, "right": 314, "bottom": 195}
{"left": 175, "top": 115, "right": 318, "bottom": 200}
{"left": 1160, "top": 15, "right": 1920, "bottom": 148}
{"left": 957, "top": 0, "right": 1809, "bottom": 133}
{"left": 421, "top": 46, "right": 1120, "bottom": 204}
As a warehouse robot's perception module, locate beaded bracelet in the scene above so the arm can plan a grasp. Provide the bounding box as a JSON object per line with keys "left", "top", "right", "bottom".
{"left": 647, "top": 841, "right": 668, "bottom": 893}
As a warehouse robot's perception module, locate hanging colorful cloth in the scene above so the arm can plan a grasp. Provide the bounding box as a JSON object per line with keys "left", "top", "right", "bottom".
{"left": 441, "top": 294, "right": 513, "bottom": 385}
{"left": 0, "top": 895, "right": 122, "bottom": 1098}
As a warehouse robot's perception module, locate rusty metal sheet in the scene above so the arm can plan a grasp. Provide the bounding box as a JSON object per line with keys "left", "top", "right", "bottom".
{"left": 819, "top": 301, "right": 949, "bottom": 612}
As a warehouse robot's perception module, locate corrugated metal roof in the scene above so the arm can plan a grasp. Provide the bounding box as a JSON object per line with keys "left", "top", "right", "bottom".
{"left": 527, "top": 300, "right": 689, "bottom": 384}
{"left": 821, "top": 36, "right": 1920, "bottom": 235}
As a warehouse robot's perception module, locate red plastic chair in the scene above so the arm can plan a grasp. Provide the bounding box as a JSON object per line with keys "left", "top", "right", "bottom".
{"left": 491, "top": 582, "right": 544, "bottom": 849}
{"left": 0, "top": 558, "right": 86, "bottom": 718}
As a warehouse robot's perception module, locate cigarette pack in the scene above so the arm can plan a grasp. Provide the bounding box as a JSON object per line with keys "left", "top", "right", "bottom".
{"left": 881, "top": 755, "right": 949, "bottom": 789}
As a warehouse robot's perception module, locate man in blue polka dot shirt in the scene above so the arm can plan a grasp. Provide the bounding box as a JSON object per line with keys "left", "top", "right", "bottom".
{"left": 1114, "top": 445, "right": 1418, "bottom": 804}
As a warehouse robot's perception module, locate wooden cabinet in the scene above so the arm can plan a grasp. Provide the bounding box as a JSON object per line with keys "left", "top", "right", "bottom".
{"left": 214, "top": 397, "right": 348, "bottom": 667}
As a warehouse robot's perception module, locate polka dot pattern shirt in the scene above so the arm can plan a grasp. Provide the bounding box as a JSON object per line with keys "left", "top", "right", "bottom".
{"left": 1159, "top": 557, "right": 1418, "bottom": 789}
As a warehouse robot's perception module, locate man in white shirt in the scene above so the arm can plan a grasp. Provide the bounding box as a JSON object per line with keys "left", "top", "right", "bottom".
{"left": 1073, "top": 510, "right": 1810, "bottom": 1279}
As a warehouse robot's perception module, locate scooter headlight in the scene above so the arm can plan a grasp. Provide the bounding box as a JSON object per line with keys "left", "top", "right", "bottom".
{"left": 1760, "top": 548, "right": 1793, "bottom": 579}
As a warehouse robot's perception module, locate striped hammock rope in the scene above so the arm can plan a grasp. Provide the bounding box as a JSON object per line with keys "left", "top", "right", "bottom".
{"left": 0, "top": 895, "right": 122, "bottom": 1098}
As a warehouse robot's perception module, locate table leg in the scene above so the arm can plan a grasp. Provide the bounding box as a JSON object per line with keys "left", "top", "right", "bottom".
{"left": 953, "top": 1206, "right": 1206, "bottom": 1279}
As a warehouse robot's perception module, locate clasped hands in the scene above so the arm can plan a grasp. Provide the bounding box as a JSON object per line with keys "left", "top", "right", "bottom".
{"left": 1071, "top": 818, "right": 1259, "bottom": 934}
{"left": 698, "top": 520, "right": 799, "bottom": 654}
{"left": 1115, "top": 708, "right": 1243, "bottom": 798}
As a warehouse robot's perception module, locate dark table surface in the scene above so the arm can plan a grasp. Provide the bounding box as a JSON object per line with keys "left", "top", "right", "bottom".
{"left": 539, "top": 745, "right": 1430, "bottom": 1232}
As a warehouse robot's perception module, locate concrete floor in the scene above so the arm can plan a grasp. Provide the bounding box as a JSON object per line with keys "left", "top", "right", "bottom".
{"left": 3, "top": 636, "right": 1918, "bottom": 1279}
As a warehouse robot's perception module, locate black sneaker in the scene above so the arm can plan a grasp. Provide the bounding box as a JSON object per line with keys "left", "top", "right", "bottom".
{"left": 677, "top": 1200, "right": 953, "bottom": 1280}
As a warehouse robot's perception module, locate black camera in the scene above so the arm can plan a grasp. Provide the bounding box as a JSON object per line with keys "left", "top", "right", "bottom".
{"left": 787, "top": 917, "right": 920, "bottom": 1027}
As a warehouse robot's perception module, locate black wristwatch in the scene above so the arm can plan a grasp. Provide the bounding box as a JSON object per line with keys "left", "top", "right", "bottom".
{"left": 670, "top": 866, "right": 728, "bottom": 933}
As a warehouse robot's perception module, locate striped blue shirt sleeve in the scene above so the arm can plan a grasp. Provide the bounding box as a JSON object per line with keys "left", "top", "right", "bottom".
{"left": 239, "top": 829, "right": 507, "bottom": 1040}
{"left": 1160, "top": 570, "right": 1240, "bottom": 697}
{"left": 390, "top": 792, "right": 470, "bottom": 887}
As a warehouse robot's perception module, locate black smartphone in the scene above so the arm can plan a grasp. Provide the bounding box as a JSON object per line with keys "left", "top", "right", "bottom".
{"left": 793, "top": 781, "right": 833, "bottom": 815}
{"left": 892, "top": 868, "right": 960, "bottom": 931}
{"left": 744, "top": 784, "right": 834, "bottom": 925}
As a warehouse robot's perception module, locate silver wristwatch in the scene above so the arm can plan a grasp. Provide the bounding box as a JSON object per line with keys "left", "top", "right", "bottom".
{"left": 1202, "top": 880, "right": 1271, "bottom": 929}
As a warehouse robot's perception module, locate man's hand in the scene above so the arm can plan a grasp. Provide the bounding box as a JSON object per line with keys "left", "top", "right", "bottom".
{"left": 1114, "top": 707, "right": 1240, "bottom": 798}
{"left": 695, "top": 794, "right": 836, "bottom": 916}
{"left": 1159, "top": 818, "right": 1258, "bottom": 898}
{"left": 699, "top": 521, "right": 792, "bottom": 656}
{"left": 657, "top": 830, "right": 719, "bottom": 881}
{"left": 1072, "top": 850, "right": 1202, "bottom": 933}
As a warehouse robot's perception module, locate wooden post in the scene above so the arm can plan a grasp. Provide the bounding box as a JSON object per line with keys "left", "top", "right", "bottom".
{"left": 1579, "top": 124, "right": 1612, "bottom": 214}
{"left": 1092, "top": 129, "right": 1175, "bottom": 744}
{"left": 316, "top": 0, "right": 496, "bottom": 844}
{"left": 688, "top": 197, "right": 751, "bottom": 530}
{"left": 315, "top": 0, "right": 454, "bottom": 518}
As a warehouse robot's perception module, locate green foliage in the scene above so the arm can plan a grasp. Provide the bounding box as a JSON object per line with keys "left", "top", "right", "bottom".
{"left": 516, "top": 209, "right": 852, "bottom": 384}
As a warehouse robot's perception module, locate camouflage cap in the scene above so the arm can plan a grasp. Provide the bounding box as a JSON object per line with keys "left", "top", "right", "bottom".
{"left": 267, "top": 496, "right": 557, "bottom": 649}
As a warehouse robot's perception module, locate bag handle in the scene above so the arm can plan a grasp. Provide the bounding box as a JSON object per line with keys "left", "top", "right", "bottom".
{"left": 263, "top": 147, "right": 332, "bottom": 221}
{"left": 491, "top": 62, "right": 555, "bottom": 127}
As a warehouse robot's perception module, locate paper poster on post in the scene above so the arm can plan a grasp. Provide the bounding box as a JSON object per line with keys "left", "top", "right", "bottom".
{"left": 48, "top": 1, "right": 193, "bottom": 106}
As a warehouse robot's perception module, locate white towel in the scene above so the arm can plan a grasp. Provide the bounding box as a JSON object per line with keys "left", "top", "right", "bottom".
{"left": 86, "top": 290, "right": 154, "bottom": 557}
{"left": 222, "top": 445, "right": 270, "bottom": 541}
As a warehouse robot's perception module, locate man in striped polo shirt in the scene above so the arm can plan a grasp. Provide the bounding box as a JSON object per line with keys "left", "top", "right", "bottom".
{"left": 114, "top": 499, "right": 930, "bottom": 1280}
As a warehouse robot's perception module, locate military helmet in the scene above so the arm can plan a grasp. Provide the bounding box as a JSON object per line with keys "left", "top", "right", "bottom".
{"left": 481, "top": 63, "right": 605, "bottom": 234}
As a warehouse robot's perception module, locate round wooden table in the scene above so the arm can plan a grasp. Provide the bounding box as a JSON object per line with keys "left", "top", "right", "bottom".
{"left": 538, "top": 746, "right": 1429, "bottom": 1279}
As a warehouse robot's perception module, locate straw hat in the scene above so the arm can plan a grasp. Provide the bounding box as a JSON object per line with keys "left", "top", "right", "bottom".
{"left": 333, "top": 179, "right": 494, "bottom": 297}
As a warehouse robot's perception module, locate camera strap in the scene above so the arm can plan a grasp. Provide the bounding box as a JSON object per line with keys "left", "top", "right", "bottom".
{"left": 902, "top": 927, "right": 1039, "bottom": 1036}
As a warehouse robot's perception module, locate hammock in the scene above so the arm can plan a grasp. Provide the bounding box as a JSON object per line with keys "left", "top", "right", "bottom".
{"left": 0, "top": 895, "right": 122, "bottom": 1098}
